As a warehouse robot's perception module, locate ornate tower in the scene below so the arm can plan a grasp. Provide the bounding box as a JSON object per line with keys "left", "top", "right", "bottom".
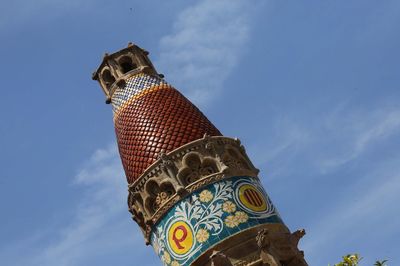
{"left": 93, "top": 43, "right": 308, "bottom": 266}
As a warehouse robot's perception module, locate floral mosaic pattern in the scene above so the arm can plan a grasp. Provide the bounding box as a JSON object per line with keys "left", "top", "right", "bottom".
{"left": 222, "top": 200, "right": 236, "bottom": 213}
{"left": 196, "top": 228, "right": 209, "bottom": 243}
{"left": 151, "top": 176, "right": 282, "bottom": 266}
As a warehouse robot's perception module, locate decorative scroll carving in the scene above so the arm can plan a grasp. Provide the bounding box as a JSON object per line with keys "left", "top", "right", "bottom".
{"left": 127, "top": 136, "right": 260, "bottom": 243}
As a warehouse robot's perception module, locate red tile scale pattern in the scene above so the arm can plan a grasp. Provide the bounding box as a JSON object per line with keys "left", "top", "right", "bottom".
{"left": 114, "top": 79, "right": 221, "bottom": 184}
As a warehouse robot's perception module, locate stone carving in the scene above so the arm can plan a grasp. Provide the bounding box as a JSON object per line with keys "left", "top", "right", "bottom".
{"left": 222, "top": 145, "right": 250, "bottom": 171}
{"left": 233, "top": 253, "right": 263, "bottom": 266}
{"left": 92, "top": 42, "right": 159, "bottom": 103}
{"left": 143, "top": 178, "right": 176, "bottom": 216}
{"left": 158, "top": 152, "right": 186, "bottom": 195}
{"left": 235, "top": 138, "right": 259, "bottom": 175}
{"left": 127, "top": 136, "right": 260, "bottom": 242}
{"left": 177, "top": 152, "right": 219, "bottom": 186}
{"left": 256, "top": 229, "right": 308, "bottom": 266}
{"left": 256, "top": 229, "right": 281, "bottom": 266}
{"left": 210, "top": 251, "right": 233, "bottom": 266}
{"left": 290, "top": 229, "right": 306, "bottom": 248}
{"left": 127, "top": 192, "right": 147, "bottom": 237}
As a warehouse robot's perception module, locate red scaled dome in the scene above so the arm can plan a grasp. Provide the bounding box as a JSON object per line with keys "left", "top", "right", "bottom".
{"left": 112, "top": 74, "right": 221, "bottom": 184}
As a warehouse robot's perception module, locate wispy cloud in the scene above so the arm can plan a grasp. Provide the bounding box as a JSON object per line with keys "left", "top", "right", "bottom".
{"left": 35, "top": 144, "right": 127, "bottom": 266}
{"left": 0, "top": 145, "right": 155, "bottom": 266}
{"left": 251, "top": 105, "right": 400, "bottom": 179}
{"left": 302, "top": 156, "right": 400, "bottom": 264}
{"left": 247, "top": 104, "right": 400, "bottom": 264}
{"left": 303, "top": 107, "right": 400, "bottom": 264}
{"left": 157, "top": 0, "right": 260, "bottom": 106}
{"left": 317, "top": 107, "right": 400, "bottom": 172}
{"left": 248, "top": 117, "right": 311, "bottom": 180}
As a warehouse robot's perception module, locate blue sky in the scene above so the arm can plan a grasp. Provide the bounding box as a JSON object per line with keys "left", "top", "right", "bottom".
{"left": 1, "top": 0, "right": 399, "bottom": 265}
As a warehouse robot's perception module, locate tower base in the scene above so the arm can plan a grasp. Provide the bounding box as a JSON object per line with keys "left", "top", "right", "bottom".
{"left": 194, "top": 223, "right": 307, "bottom": 266}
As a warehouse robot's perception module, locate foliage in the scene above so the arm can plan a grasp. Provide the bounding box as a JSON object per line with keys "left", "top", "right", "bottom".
{"left": 373, "top": 260, "right": 388, "bottom": 266}
{"left": 334, "top": 254, "right": 361, "bottom": 266}
{"left": 331, "top": 254, "right": 388, "bottom": 266}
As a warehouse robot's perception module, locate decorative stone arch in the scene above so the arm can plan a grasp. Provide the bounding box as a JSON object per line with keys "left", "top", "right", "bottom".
{"left": 177, "top": 152, "right": 219, "bottom": 186}
{"left": 143, "top": 178, "right": 176, "bottom": 216}
{"left": 100, "top": 68, "right": 116, "bottom": 91}
{"left": 222, "top": 144, "right": 253, "bottom": 171}
{"left": 117, "top": 55, "right": 137, "bottom": 74}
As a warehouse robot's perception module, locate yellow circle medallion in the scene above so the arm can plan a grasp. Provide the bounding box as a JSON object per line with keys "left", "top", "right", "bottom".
{"left": 238, "top": 184, "right": 267, "bottom": 212}
{"left": 167, "top": 221, "right": 194, "bottom": 255}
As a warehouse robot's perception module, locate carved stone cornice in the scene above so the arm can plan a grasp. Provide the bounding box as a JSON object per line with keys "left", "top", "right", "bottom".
{"left": 127, "top": 135, "right": 260, "bottom": 243}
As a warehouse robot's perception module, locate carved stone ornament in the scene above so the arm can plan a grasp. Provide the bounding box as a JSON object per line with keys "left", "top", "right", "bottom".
{"left": 127, "top": 136, "right": 259, "bottom": 243}
{"left": 92, "top": 42, "right": 159, "bottom": 103}
{"left": 256, "top": 228, "right": 308, "bottom": 266}
{"left": 210, "top": 251, "right": 234, "bottom": 266}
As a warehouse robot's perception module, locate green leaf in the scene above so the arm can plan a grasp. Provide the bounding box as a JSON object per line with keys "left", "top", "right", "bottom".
{"left": 374, "top": 259, "right": 388, "bottom": 266}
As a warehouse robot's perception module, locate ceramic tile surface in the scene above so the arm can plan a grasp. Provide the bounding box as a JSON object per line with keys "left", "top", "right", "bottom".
{"left": 111, "top": 73, "right": 221, "bottom": 182}
{"left": 150, "top": 176, "right": 283, "bottom": 266}
{"left": 111, "top": 73, "right": 167, "bottom": 114}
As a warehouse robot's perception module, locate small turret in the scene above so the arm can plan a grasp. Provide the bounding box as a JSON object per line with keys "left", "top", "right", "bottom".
{"left": 92, "top": 42, "right": 160, "bottom": 103}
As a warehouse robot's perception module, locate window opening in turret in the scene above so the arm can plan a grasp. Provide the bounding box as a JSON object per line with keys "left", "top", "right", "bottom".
{"left": 102, "top": 69, "right": 116, "bottom": 89}
{"left": 119, "top": 56, "right": 137, "bottom": 74}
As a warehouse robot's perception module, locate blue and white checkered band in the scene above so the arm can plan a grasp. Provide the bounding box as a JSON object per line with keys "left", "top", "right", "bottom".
{"left": 111, "top": 74, "right": 168, "bottom": 114}
{"left": 150, "top": 176, "right": 283, "bottom": 266}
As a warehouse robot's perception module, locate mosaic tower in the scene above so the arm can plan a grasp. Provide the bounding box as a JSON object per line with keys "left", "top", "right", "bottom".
{"left": 93, "top": 43, "right": 308, "bottom": 266}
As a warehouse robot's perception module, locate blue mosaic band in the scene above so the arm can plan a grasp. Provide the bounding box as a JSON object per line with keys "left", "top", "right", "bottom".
{"left": 150, "top": 176, "right": 283, "bottom": 266}
{"left": 111, "top": 73, "right": 169, "bottom": 114}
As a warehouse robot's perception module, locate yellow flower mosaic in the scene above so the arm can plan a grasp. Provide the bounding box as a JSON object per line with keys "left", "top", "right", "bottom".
{"left": 224, "top": 215, "right": 239, "bottom": 228}
{"left": 199, "top": 190, "right": 213, "bottom": 203}
{"left": 163, "top": 252, "right": 171, "bottom": 264}
{"left": 171, "top": 260, "right": 180, "bottom": 266}
{"left": 222, "top": 200, "right": 236, "bottom": 213}
{"left": 235, "top": 211, "right": 249, "bottom": 223}
{"left": 196, "top": 228, "right": 210, "bottom": 243}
